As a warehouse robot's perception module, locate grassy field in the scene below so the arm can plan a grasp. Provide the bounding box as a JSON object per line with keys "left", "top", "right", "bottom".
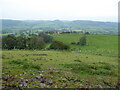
{"left": 2, "top": 50, "right": 118, "bottom": 88}
{"left": 2, "top": 34, "right": 119, "bottom": 88}
{"left": 51, "top": 34, "right": 118, "bottom": 56}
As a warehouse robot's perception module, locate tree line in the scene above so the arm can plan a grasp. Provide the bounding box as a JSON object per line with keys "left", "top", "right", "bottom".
{"left": 2, "top": 34, "right": 70, "bottom": 50}
{"left": 2, "top": 34, "right": 53, "bottom": 50}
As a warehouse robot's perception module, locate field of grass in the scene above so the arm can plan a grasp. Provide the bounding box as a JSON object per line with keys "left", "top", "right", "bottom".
{"left": 2, "top": 33, "right": 119, "bottom": 88}
{"left": 2, "top": 50, "right": 118, "bottom": 88}
{"left": 51, "top": 34, "right": 118, "bottom": 56}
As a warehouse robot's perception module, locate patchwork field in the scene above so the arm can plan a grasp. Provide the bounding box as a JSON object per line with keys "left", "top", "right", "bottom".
{"left": 2, "top": 50, "right": 118, "bottom": 88}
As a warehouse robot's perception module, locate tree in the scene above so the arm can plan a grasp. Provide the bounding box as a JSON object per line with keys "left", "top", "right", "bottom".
{"left": 79, "top": 36, "right": 86, "bottom": 46}
{"left": 39, "top": 34, "right": 53, "bottom": 43}
{"left": 85, "top": 32, "right": 90, "bottom": 35}
{"left": 50, "top": 41, "right": 70, "bottom": 50}
{"left": 15, "top": 36, "right": 26, "bottom": 49}
{"left": 2, "top": 35, "right": 16, "bottom": 50}
{"left": 28, "top": 36, "right": 45, "bottom": 50}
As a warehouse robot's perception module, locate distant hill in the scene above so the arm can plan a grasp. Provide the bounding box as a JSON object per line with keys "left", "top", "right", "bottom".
{"left": 1, "top": 19, "right": 118, "bottom": 34}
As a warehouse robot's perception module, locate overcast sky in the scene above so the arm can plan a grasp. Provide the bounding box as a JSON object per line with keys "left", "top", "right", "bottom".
{"left": 0, "top": 0, "right": 119, "bottom": 22}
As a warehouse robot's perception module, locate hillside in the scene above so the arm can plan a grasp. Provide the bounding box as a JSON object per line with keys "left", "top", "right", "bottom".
{"left": 51, "top": 34, "right": 118, "bottom": 56}
{"left": 1, "top": 19, "right": 118, "bottom": 34}
{"left": 2, "top": 21, "right": 119, "bottom": 88}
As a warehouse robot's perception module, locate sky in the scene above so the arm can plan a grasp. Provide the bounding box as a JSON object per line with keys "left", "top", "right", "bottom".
{"left": 0, "top": 0, "right": 119, "bottom": 22}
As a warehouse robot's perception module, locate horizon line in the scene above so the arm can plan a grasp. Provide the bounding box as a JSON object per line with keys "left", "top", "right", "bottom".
{"left": 0, "top": 18, "right": 117, "bottom": 23}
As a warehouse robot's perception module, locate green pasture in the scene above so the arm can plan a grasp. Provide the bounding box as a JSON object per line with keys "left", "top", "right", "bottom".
{"left": 2, "top": 50, "right": 118, "bottom": 88}
{"left": 51, "top": 34, "right": 118, "bottom": 56}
